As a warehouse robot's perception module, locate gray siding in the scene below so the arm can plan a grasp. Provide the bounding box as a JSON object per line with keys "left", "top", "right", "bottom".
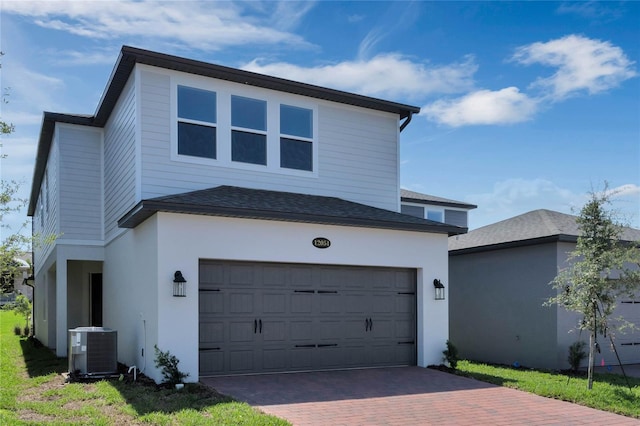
{"left": 449, "top": 243, "right": 560, "bottom": 370}
{"left": 445, "top": 209, "right": 467, "bottom": 228}
{"left": 138, "top": 68, "right": 400, "bottom": 212}
{"left": 104, "top": 75, "right": 137, "bottom": 240}
{"left": 33, "top": 136, "right": 59, "bottom": 271}
{"left": 59, "top": 125, "right": 102, "bottom": 241}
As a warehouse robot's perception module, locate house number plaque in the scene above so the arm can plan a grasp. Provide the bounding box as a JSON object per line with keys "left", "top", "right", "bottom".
{"left": 312, "top": 237, "right": 331, "bottom": 249}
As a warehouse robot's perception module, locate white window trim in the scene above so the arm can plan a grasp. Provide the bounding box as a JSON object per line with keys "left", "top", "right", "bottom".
{"left": 170, "top": 76, "right": 319, "bottom": 177}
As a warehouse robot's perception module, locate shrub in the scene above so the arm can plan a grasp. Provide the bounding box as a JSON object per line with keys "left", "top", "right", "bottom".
{"left": 13, "top": 325, "right": 21, "bottom": 335}
{"left": 154, "top": 345, "right": 189, "bottom": 385}
{"left": 567, "top": 341, "right": 587, "bottom": 373}
{"left": 12, "top": 295, "right": 32, "bottom": 330}
{"left": 442, "top": 339, "right": 459, "bottom": 369}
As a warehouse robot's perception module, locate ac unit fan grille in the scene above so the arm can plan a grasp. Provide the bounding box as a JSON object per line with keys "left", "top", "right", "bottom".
{"left": 86, "top": 332, "right": 117, "bottom": 374}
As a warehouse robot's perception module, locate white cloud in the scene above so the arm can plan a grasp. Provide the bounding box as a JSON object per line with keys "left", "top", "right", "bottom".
{"left": 468, "top": 178, "right": 584, "bottom": 229}
{"left": 607, "top": 183, "right": 640, "bottom": 198}
{"left": 421, "top": 87, "right": 538, "bottom": 127}
{"left": 556, "top": 2, "right": 623, "bottom": 22}
{"left": 2, "top": 0, "right": 311, "bottom": 51}
{"left": 512, "top": 34, "right": 637, "bottom": 100}
{"left": 242, "top": 54, "right": 477, "bottom": 100}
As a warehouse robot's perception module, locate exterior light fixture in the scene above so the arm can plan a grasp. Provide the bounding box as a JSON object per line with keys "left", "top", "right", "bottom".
{"left": 23, "top": 275, "right": 35, "bottom": 287}
{"left": 433, "top": 279, "right": 445, "bottom": 300}
{"left": 173, "top": 271, "right": 186, "bottom": 297}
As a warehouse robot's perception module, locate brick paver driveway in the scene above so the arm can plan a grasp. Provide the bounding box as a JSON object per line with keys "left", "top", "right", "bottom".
{"left": 202, "top": 367, "right": 638, "bottom": 425}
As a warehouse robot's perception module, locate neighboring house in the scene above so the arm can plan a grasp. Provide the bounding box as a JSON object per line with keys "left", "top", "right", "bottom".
{"left": 28, "top": 46, "right": 465, "bottom": 383}
{"left": 401, "top": 189, "right": 477, "bottom": 229}
{"left": 449, "top": 209, "right": 640, "bottom": 370}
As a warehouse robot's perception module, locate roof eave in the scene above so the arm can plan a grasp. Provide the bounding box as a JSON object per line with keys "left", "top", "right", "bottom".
{"left": 118, "top": 200, "right": 463, "bottom": 235}
{"left": 28, "top": 112, "right": 96, "bottom": 215}
{"left": 449, "top": 233, "right": 578, "bottom": 255}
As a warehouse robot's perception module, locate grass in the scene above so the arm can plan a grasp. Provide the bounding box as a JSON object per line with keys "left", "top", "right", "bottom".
{"left": 0, "top": 310, "right": 289, "bottom": 425}
{"left": 454, "top": 359, "right": 640, "bottom": 418}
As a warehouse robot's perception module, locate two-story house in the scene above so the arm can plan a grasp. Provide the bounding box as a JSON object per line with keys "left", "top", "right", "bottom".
{"left": 28, "top": 46, "right": 463, "bottom": 383}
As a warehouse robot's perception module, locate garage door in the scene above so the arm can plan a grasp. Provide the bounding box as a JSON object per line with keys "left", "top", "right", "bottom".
{"left": 199, "top": 260, "right": 416, "bottom": 376}
{"left": 608, "top": 299, "right": 640, "bottom": 364}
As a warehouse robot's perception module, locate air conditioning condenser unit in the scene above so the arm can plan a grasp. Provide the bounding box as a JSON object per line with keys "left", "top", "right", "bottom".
{"left": 68, "top": 327, "right": 118, "bottom": 378}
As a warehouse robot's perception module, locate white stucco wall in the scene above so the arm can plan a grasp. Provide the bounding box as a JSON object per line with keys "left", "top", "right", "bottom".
{"left": 144, "top": 212, "right": 449, "bottom": 382}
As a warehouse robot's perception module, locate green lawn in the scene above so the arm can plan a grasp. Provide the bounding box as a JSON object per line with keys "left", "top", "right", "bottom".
{"left": 0, "top": 310, "right": 289, "bottom": 425}
{"left": 454, "top": 360, "right": 640, "bottom": 418}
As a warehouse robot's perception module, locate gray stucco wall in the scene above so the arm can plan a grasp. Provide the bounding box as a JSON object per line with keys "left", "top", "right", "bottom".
{"left": 449, "top": 243, "right": 562, "bottom": 370}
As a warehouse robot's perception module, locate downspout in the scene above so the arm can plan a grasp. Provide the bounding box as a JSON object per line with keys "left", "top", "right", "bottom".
{"left": 399, "top": 112, "right": 413, "bottom": 133}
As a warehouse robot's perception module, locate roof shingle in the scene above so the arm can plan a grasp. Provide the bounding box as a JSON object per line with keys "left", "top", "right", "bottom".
{"left": 119, "top": 185, "right": 466, "bottom": 235}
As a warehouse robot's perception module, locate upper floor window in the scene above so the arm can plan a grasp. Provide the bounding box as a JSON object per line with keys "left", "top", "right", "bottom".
{"left": 427, "top": 210, "right": 444, "bottom": 223}
{"left": 280, "top": 105, "right": 313, "bottom": 171}
{"left": 177, "top": 86, "right": 217, "bottom": 159}
{"left": 231, "top": 95, "right": 267, "bottom": 166}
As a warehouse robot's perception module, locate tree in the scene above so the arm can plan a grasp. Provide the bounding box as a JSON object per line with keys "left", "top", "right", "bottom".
{"left": 546, "top": 188, "right": 640, "bottom": 389}
{"left": 1, "top": 51, "right": 35, "bottom": 302}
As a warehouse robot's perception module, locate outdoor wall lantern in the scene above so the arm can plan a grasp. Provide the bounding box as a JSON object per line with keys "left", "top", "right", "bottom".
{"left": 173, "top": 271, "right": 186, "bottom": 297}
{"left": 433, "top": 279, "right": 445, "bottom": 300}
{"left": 23, "top": 275, "right": 35, "bottom": 287}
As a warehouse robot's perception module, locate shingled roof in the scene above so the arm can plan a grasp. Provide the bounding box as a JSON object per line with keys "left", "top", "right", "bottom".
{"left": 119, "top": 185, "right": 466, "bottom": 235}
{"left": 449, "top": 209, "right": 640, "bottom": 254}
{"left": 401, "top": 189, "right": 477, "bottom": 209}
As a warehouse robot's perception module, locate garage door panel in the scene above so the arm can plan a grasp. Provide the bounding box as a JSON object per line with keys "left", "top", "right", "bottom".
{"left": 395, "top": 294, "right": 415, "bottom": 313}
{"left": 229, "top": 320, "right": 256, "bottom": 343}
{"left": 228, "top": 349, "right": 256, "bottom": 372}
{"left": 199, "top": 349, "right": 224, "bottom": 375}
{"left": 291, "top": 293, "right": 313, "bottom": 313}
{"left": 318, "top": 319, "right": 342, "bottom": 340}
{"left": 290, "top": 266, "right": 314, "bottom": 288}
{"left": 228, "top": 292, "right": 255, "bottom": 314}
{"left": 291, "top": 347, "right": 314, "bottom": 368}
{"left": 370, "top": 319, "right": 393, "bottom": 339}
{"left": 394, "top": 270, "right": 415, "bottom": 291}
{"left": 261, "top": 265, "right": 288, "bottom": 287}
{"left": 371, "top": 270, "right": 395, "bottom": 289}
{"left": 344, "top": 292, "right": 368, "bottom": 314}
{"left": 371, "top": 295, "right": 394, "bottom": 313}
{"left": 290, "top": 320, "right": 313, "bottom": 341}
{"left": 199, "top": 321, "right": 225, "bottom": 345}
{"left": 318, "top": 293, "right": 341, "bottom": 313}
{"left": 199, "top": 262, "right": 224, "bottom": 287}
{"left": 228, "top": 264, "right": 255, "bottom": 287}
{"left": 343, "top": 319, "right": 367, "bottom": 339}
{"left": 395, "top": 319, "right": 415, "bottom": 339}
{"left": 262, "top": 348, "right": 288, "bottom": 371}
{"left": 262, "top": 319, "right": 287, "bottom": 342}
{"left": 199, "top": 291, "right": 224, "bottom": 314}
{"left": 262, "top": 292, "right": 287, "bottom": 314}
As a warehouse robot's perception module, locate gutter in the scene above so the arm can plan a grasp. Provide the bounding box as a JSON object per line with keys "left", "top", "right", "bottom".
{"left": 399, "top": 112, "right": 413, "bottom": 132}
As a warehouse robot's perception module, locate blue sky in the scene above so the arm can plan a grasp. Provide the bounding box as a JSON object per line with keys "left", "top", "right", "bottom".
{"left": 0, "top": 0, "right": 638, "bottom": 235}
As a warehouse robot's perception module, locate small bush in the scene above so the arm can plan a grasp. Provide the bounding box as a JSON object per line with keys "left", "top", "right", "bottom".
{"left": 442, "top": 339, "right": 459, "bottom": 369}
{"left": 22, "top": 325, "right": 31, "bottom": 337}
{"left": 567, "top": 341, "right": 587, "bottom": 373}
{"left": 13, "top": 325, "right": 21, "bottom": 335}
{"left": 154, "top": 345, "right": 189, "bottom": 385}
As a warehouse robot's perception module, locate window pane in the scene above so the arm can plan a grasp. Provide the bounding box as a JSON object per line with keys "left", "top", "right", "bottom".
{"left": 178, "top": 122, "right": 216, "bottom": 159}
{"left": 178, "top": 86, "right": 216, "bottom": 123}
{"left": 427, "top": 210, "right": 443, "bottom": 223}
{"left": 401, "top": 205, "right": 425, "bottom": 219}
{"left": 281, "top": 105, "right": 312, "bottom": 138}
{"left": 232, "top": 131, "right": 266, "bottom": 165}
{"left": 280, "top": 138, "right": 312, "bottom": 171}
{"left": 232, "top": 96, "right": 266, "bottom": 130}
